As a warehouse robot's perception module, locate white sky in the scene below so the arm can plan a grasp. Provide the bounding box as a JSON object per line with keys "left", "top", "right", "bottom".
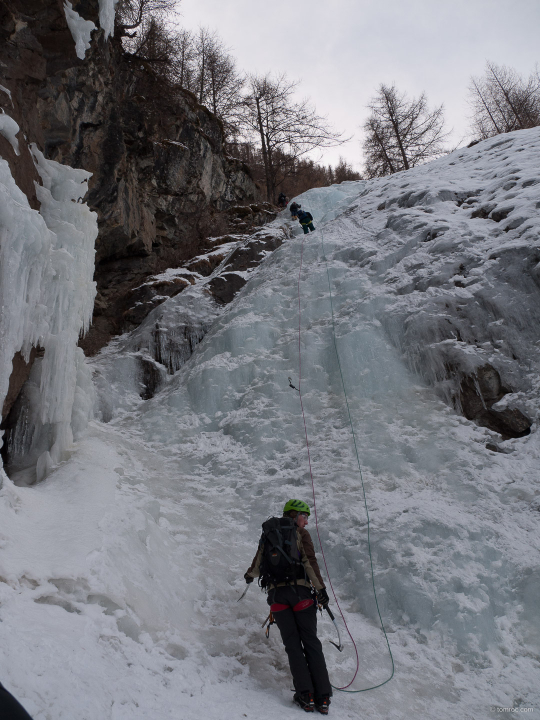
{"left": 177, "top": 0, "right": 540, "bottom": 170}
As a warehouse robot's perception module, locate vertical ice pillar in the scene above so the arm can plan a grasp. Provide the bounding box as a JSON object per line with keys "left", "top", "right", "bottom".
{"left": 0, "top": 139, "right": 98, "bottom": 483}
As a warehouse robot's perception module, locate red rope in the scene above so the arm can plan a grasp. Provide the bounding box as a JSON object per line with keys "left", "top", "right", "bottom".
{"left": 296, "top": 233, "right": 360, "bottom": 689}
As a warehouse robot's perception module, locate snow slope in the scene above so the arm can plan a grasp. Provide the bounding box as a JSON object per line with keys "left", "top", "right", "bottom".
{"left": 1, "top": 129, "right": 540, "bottom": 719}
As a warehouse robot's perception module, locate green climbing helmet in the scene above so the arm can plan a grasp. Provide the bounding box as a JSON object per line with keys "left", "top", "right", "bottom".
{"left": 283, "top": 499, "right": 311, "bottom": 516}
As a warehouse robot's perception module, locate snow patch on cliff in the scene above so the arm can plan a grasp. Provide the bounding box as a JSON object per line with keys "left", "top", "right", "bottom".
{"left": 98, "top": 0, "right": 119, "bottom": 40}
{"left": 0, "top": 111, "right": 20, "bottom": 155}
{"left": 63, "top": 1, "right": 96, "bottom": 60}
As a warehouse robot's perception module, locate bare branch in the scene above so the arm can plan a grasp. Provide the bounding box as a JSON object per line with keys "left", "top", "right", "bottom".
{"left": 362, "top": 84, "right": 448, "bottom": 178}
{"left": 468, "top": 62, "right": 540, "bottom": 140}
{"left": 116, "top": 0, "right": 179, "bottom": 34}
{"left": 240, "top": 73, "right": 348, "bottom": 201}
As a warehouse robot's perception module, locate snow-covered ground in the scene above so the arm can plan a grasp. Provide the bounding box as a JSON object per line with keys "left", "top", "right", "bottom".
{"left": 1, "top": 128, "right": 540, "bottom": 719}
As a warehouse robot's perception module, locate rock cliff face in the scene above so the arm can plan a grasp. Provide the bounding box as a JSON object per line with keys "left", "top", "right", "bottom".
{"left": 0, "top": 0, "right": 259, "bottom": 364}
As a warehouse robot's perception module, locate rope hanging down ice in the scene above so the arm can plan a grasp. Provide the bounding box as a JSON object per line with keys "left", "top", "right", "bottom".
{"left": 295, "top": 225, "right": 395, "bottom": 693}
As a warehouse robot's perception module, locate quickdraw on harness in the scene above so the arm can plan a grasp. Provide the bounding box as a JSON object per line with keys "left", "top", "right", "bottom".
{"left": 262, "top": 611, "right": 275, "bottom": 638}
{"left": 288, "top": 376, "right": 300, "bottom": 392}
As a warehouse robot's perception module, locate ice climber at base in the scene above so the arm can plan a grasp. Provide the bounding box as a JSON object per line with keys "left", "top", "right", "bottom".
{"left": 244, "top": 499, "right": 332, "bottom": 714}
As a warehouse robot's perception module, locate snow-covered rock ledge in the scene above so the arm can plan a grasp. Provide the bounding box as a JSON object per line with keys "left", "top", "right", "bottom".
{"left": 90, "top": 224, "right": 289, "bottom": 419}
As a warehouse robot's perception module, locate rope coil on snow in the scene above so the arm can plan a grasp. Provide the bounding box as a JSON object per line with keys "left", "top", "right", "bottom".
{"left": 296, "top": 226, "right": 395, "bottom": 693}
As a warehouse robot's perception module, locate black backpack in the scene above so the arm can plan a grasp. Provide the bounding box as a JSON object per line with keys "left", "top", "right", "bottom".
{"left": 258, "top": 517, "right": 305, "bottom": 589}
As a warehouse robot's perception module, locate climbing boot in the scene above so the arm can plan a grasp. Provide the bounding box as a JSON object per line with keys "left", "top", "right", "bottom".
{"left": 293, "top": 691, "right": 315, "bottom": 712}
{"left": 315, "top": 695, "right": 331, "bottom": 714}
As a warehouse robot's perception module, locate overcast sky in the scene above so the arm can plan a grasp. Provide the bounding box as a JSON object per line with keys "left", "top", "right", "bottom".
{"left": 177, "top": 0, "right": 540, "bottom": 170}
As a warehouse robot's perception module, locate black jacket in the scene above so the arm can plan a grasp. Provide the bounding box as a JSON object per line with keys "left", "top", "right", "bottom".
{"left": 297, "top": 210, "right": 313, "bottom": 224}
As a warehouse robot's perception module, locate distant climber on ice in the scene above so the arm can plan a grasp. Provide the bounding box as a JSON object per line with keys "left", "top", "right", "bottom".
{"left": 278, "top": 192, "right": 288, "bottom": 209}
{"left": 297, "top": 209, "right": 316, "bottom": 234}
{"left": 290, "top": 201, "right": 301, "bottom": 219}
{"left": 244, "top": 500, "right": 332, "bottom": 714}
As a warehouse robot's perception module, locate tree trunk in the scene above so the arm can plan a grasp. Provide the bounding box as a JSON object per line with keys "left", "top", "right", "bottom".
{"left": 211, "top": 68, "right": 217, "bottom": 114}
{"left": 266, "top": 133, "right": 277, "bottom": 203}
{"left": 199, "top": 56, "right": 205, "bottom": 104}
{"left": 372, "top": 125, "right": 396, "bottom": 173}
{"left": 386, "top": 103, "right": 409, "bottom": 170}
{"left": 489, "top": 66, "right": 525, "bottom": 129}
{"left": 255, "top": 96, "right": 272, "bottom": 201}
{"left": 382, "top": 91, "right": 409, "bottom": 170}
{"left": 473, "top": 80, "right": 502, "bottom": 135}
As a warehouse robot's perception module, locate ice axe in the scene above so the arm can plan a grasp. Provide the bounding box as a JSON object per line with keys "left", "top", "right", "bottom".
{"left": 237, "top": 584, "right": 250, "bottom": 602}
{"left": 325, "top": 606, "right": 344, "bottom": 652}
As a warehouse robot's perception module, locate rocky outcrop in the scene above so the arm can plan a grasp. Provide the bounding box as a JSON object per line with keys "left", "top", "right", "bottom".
{"left": 207, "top": 230, "right": 284, "bottom": 304}
{"left": 117, "top": 203, "right": 277, "bottom": 332}
{"left": 0, "top": 0, "right": 259, "bottom": 361}
{"left": 1, "top": 349, "right": 41, "bottom": 422}
{"left": 89, "top": 222, "right": 290, "bottom": 413}
{"left": 459, "top": 365, "right": 532, "bottom": 439}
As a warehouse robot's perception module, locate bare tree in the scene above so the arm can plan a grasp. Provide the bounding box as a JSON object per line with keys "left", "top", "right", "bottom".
{"left": 173, "top": 28, "right": 195, "bottom": 89}
{"left": 333, "top": 156, "right": 362, "bottom": 183}
{"left": 228, "top": 141, "right": 360, "bottom": 198}
{"left": 241, "top": 73, "right": 346, "bottom": 202}
{"left": 121, "top": 15, "right": 178, "bottom": 67}
{"left": 194, "top": 29, "right": 244, "bottom": 138}
{"left": 175, "top": 27, "right": 243, "bottom": 139}
{"left": 362, "top": 84, "right": 448, "bottom": 178}
{"left": 469, "top": 62, "right": 540, "bottom": 140}
{"left": 116, "top": 0, "right": 179, "bottom": 36}
{"left": 119, "top": 19, "right": 243, "bottom": 140}
{"left": 192, "top": 27, "right": 216, "bottom": 104}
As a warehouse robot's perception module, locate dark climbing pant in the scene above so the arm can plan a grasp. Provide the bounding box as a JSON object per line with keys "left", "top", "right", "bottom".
{"left": 0, "top": 682, "right": 34, "bottom": 719}
{"left": 268, "top": 585, "right": 332, "bottom": 698}
{"left": 302, "top": 223, "right": 315, "bottom": 234}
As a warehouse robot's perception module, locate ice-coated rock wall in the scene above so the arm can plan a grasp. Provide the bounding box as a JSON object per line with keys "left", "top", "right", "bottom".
{"left": 91, "top": 224, "right": 289, "bottom": 418}
{"left": 291, "top": 127, "right": 540, "bottom": 439}
{"left": 0, "top": 0, "right": 258, "bottom": 356}
{"left": 0, "top": 137, "right": 97, "bottom": 484}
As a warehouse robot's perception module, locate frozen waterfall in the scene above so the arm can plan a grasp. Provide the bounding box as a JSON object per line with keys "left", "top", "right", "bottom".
{"left": 1, "top": 128, "right": 539, "bottom": 719}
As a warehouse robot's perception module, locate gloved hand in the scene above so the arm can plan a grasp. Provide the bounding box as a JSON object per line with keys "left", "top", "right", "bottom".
{"left": 244, "top": 572, "right": 254, "bottom": 584}
{"left": 317, "top": 588, "right": 330, "bottom": 607}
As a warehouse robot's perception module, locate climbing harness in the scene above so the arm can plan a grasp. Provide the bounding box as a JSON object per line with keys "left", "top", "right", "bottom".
{"left": 294, "top": 226, "right": 395, "bottom": 693}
